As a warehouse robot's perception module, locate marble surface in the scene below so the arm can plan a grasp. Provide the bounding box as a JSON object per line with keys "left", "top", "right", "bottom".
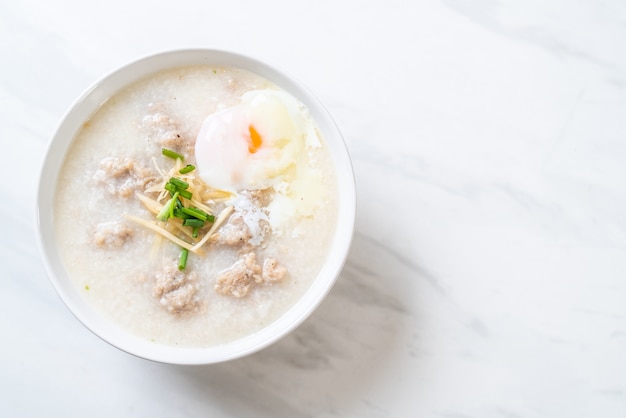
{"left": 2, "top": 0, "right": 626, "bottom": 416}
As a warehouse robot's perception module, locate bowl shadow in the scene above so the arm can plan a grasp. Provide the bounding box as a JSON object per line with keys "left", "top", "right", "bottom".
{"left": 166, "top": 229, "right": 422, "bottom": 417}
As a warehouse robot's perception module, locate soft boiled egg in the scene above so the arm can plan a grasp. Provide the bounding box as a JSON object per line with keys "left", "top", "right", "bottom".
{"left": 194, "top": 89, "right": 308, "bottom": 192}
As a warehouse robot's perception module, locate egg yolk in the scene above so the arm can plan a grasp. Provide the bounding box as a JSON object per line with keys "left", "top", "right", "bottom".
{"left": 248, "top": 125, "right": 263, "bottom": 154}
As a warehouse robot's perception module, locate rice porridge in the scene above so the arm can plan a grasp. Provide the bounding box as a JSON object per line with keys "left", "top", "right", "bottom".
{"left": 54, "top": 65, "right": 338, "bottom": 347}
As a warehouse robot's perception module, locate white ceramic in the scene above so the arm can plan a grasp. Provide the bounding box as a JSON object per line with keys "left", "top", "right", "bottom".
{"left": 35, "top": 49, "right": 356, "bottom": 365}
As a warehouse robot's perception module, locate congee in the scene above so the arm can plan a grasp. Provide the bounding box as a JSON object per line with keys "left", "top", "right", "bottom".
{"left": 54, "top": 65, "right": 338, "bottom": 347}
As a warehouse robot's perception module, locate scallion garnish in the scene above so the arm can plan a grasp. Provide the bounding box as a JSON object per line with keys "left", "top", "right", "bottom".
{"left": 173, "top": 208, "right": 192, "bottom": 219}
{"left": 178, "top": 248, "right": 189, "bottom": 271}
{"left": 183, "top": 218, "right": 204, "bottom": 228}
{"left": 169, "top": 177, "right": 189, "bottom": 190}
{"left": 178, "top": 189, "right": 192, "bottom": 200}
{"left": 164, "top": 178, "right": 192, "bottom": 199}
{"left": 181, "top": 207, "right": 211, "bottom": 221}
{"left": 164, "top": 182, "right": 177, "bottom": 194}
{"left": 162, "top": 148, "right": 184, "bottom": 160}
{"left": 151, "top": 152, "right": 210, "bottom": 270}
{"left": 156, "top": 191, "right": 179, "bottom": 222}
{"left": 166, "top": 187, "right": 189, "bottom": 198}
{"left": 179, "top": 164, "right": 196, "bottom": 174}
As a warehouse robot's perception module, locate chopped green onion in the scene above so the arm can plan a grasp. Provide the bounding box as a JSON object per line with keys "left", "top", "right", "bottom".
{"left": 179, "top": 164, "right": 196, "bottom": 174}
{"left": 181, "top": 207, "right": 211, "bottom": 221}
{"left": 162, "top": 148, "right": 184, "bottom": 160}
{"left": 178, "top": 248, "right": 189, "bottom": 271}
{"left": 183, "top": 218, "right": 204, "bottom": 228}
{"left": 192, "top": 226, "right": 199, "bottom": 238}
{"left": 177, "top": 189, "right": 192, "bottom": 200}
{"left": 165, "top": 182, "right": 192, "bottom": 199}
{"left": 173, "top": 208, "right": 192, "bottom": 219}
{"left": 164, "top": 182, "right": 177, "bottom": 193}
{"left": 169, "top": 177, "right": 189, "bottom": 190}
{"left": 157, "top": 192, "right": 179, "bottom": 222}
{"left": 169, "top": 193, "right": 179, "bottom": 219}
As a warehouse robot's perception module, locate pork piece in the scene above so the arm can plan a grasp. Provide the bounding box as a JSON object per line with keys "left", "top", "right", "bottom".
{"left": 260, "top": 258, "right": 287, "bottom": 284}
{"left": 153, "top": 261, "right": 199, "bottom": 314}
{"left": 217, "top": 192, "right": 270, "bottom": 248}
{"left": 214, "top": 252, "right": 261, "bottom": 298}
{"left": 245, "top": 188, "right": 274, "bottom": 207}
{"left": 218, "top": 213, "right": 253, "bottom": 246}
{"left": 93, "top": 221, "right": 134, "bottom": 247}
{"left": 215, "top": 253, "right": 287, "bottom": 297}
{"left": 92, "top": 156, "right": 155, "bottom": 197}
{"left": 142, "top": 112, "right": 183, "bottom": 148}
{"left": 142, "top": 104, "right": 194, "bottom": 157}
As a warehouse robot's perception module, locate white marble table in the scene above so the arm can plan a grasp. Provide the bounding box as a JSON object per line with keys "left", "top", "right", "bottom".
{"left": 2, "top": 0, "right": 626, "bottom": 416}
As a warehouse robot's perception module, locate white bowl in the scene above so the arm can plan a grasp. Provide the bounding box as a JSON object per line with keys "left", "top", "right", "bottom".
{"left": 35, "top": 49, "right": 355, "bottom": 365}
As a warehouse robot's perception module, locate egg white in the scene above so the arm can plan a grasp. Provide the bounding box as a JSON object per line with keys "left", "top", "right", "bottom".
{"left": 194, "top": 89, "right": 308, "bottom": 192}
